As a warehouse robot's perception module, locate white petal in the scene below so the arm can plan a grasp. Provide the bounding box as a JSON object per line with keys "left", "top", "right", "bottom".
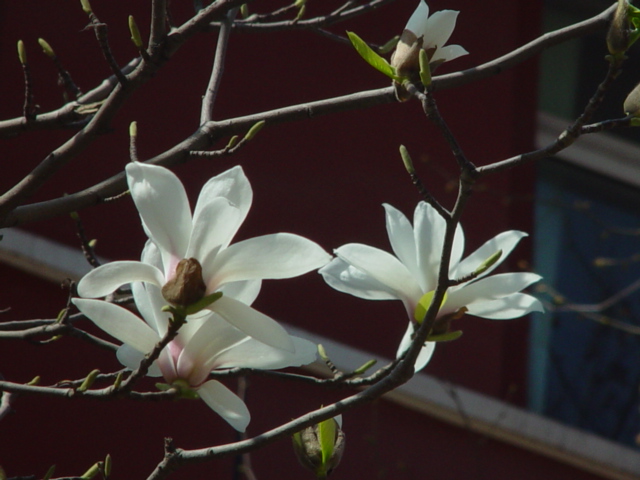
{"left": 384, "top": 204, "right": 418, "bottom": 279}
{"left": 126, "top": 162, "right": 192, "bottom": 269}
{"left": 465, "top": 293, "right": 544, "bottom": 319}
{"left": 422, "top": 10, "right": 459, "bottom": 50}
{"left": 207, "top": 233, "right": 331, "bottom": 287}
{"left": 77, "top": 261, "right": 164, "bottom": 298}
{"left": 414, "top": 202, "right": 447, "bottom": 291}
{"left": 452, "top": 231, "right": 527, "bottom": 281}
{"left": 334, "top": 244, "right": 423, "bottom": 305}
{"left": 197, "top": 380, "right": 251, "bottom": 432}
{"left": 116, "top": 344, "right": 163, "bottom": 377}
{"left": 211, "top": 296, "right": 295, "bottom": 352}
{"left": 218, "top": 279, "right": 262, "bottom": 305}
{"left": 319, "top": 258, "right": 403, "bottom": 301}
{"left": 450, "top": 222, "right": 465, "bottom": 270}
{"left": 406, "top": 0, "right": 429, "bottom": 36}
{"left": 447, "top": 272, "right": 542, "bottom": 310}
{"left": 141, "top": 240, "right": 163, "bottom": 270}
{"left": 396, "top": 322, "right": 435, "bottom": 373}
{"left": 431, "top": 44, "right": 468, "bottom": 64}
{"left": 193, "top": 166, "right": 253, "bottom": 249}
{"left": 215, "top": 335, "right": 318, "bottom": 370}
{"left": 186, "top": 197, "right": 243, "bottom": 261}
{"left": 72, "top": 298, "right": 159, "bottom": 353}
{"left": 132, "top": 282, "right": 170, "bottom": 336}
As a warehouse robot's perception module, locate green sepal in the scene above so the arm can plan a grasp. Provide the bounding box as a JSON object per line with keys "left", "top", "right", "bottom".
{"left": 418, "top": 49, "right": 431, "bottom": 87}
{"left": 80, "top": 462, "right": 100, "bottom": 480}
{"left": 43, "top": 465, "right": 56, "bottom": 480}
{"left": 317, "top": 344, "right": 329, "bottom": 362}
{"left": 352, "top": 359, "right": 377, "bottom": 375}
{"left": 414, "top": 290, "right": 448, "bottom": 324}
{"left": 128, "top": 15, "right": 143, "bottom": 48}
{"left": 129, "top": 121, "right": 138, "bottom": 138}
{"left": 347, "top": 31, "right": 402, "bottom": 81}
{"left": 399, "top": 145, "right": 415, "bottom": 174}
{"left": 103, "top": 454, "right": 112, "bottom": 478}
{"left": 17, "top": 40, "right": 27, "bottom": 65}
{"left": 226, "top": 135, "right": 239, "bottom": 149}
{"left": 184, "top": 291, "right": 223, "bottom": 315}
{"left": 473, "top": 250, "right": 502, "bottom": 277}
{"left": 427, "top": 330, "right": 463, "bottom": 342}
{"left": 80, "top": 0, "right": 93, "bottom": 14}
{"left": 244, "top": 120, "right": 265, "bottom": 141}
{"left": 378, "top": 35, "right": 400, "bottom": 55}
{"left": 631, "top": 117, "right": 640, "bottom": 126}
{"left": 155, "top": 382, "right": 173, "bottom": 391}
{"left": 240, "top": 4, "right": 249, "bottom": 18}
{"left": 318, "top": 417, "right": 337, "bottom": 472}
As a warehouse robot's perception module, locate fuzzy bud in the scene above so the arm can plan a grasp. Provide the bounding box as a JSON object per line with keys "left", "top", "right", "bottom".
{"left": 607, "top": 0, "right": 631, "bottom": 56}
{"left": 293, "top": 417, "right": 345, "bottom": 479}
{"left": 161, "top": 258, "right": 207, "bottom": 306}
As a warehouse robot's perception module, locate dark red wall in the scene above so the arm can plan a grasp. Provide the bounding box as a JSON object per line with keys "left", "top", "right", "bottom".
{"left": 0, "top": 1, "right": 591, "bottom": 479}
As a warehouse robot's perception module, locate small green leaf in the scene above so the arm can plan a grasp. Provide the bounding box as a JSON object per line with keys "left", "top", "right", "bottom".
{"left": 347, "top": 31, "right": 401, "bottom": 81}
{"left": 427, "top": 330, "right": 463, "bottom": 342}
{"left": 472, "top": 250, "right": 502, "bottom": 277}
{"left": 399, "top": 145, "right": 415, "bottom": 174}
{"left": 77, "top": 369, "right": 100, "bottom": 392}
{"left": 352, "top": 359, "right": 377, "bottom": 375}
{"left": 80, "top": 462, "right": 100, "bottom": 480}
{"left": 244, "top": 120, "right": 265, "bottom": 141}
{"left": 419, "top": 49, "right": 431, "bottom": 87}
{"left": 43, "top": 465, "right": 56, "bottom": 480}
{"left": 129, "top": 121, "right": 138, "bottom": 138}
{"left": 129, "top": 15, "right": 143, "bottom": 48}
{"left": 184, "top": 291, "right": 223, "bottom": 315}
{"left": 38, "top": 38, "right": 55, "bottom": 58}
{"left": 17, "top": 40, "right": 27, "bottom": 65}
{"left": 414, "top": 290, "right": 448, "bottom": 324}
{"left": 80, "top": 0, "right": 93, "bottom": 14}
{"left": 226, "top": 135, "right": 239, "bottom": 149}
{"left": 103, "top": 455, "right": 112, "bottom": 478}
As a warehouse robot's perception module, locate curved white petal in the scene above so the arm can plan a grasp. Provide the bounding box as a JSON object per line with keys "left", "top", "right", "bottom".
{"left": 422, "top": 10, "right": 459, "bottom": 50}
{"left": 215, "top": 335, "right": 318, "bottom": 370}
{"left": 334, "top": 244, "right": 423, "bottom": 305}
{"left": 198, "top": 380, "right": 251, "bottom": 432}
{"left": 208, "top": 233, "right": 331, "bottom": 287}
{"left": 126, "top": 163, "right": 192, "bottom": 269}
{"left": 465, "top": 293, "right": 544, "bottom": 319}
{"left": 383, "top": 204, "right": 418, "bottom": 279}
{"left": 450, "top": 222, "right": 465, "bottom": 271}
{"left": 452, "top": 231, "right": 528, "bottom": 281}
{"left": 406, "top": 0, "right": 429, "bottom": 36}
{"left": 132, "top": 282, "right": 171, "bottom": 336}
{"left": 141, "top": 240, "right": 163, "bottom": 270}
{"left": 447, "top": 272, "right": 542, "bottom": 311}
{"left": 72, "top": 298, "right": 159, "bottom": 353}
{"left": 186, "top": 197, "right": 243, "bottom": 261}
{"left": 396, "top": 322, "right": 435, "bottom": 373}
{"left": 320, "top": 258, "right": 403, "bottom": 301}
{"left": 116, "top": 344, "right": 163, "bottom": 377}
{"left": 210, "top": 295, "right": 295, "bottom": 352}
{"left": 431, "top": 44, "right": 468, "bottom": 64}
{"left": 77, "top": 261, "right": 165, "bottom": 298}
{"left": 414, "top": 202, "right": 447, "bottom": 292}
{"left": 218, "top": 279, "right": 262, "bottom": 305}
{"left": 193, "top": 166, "right": 253, "bottom": 248}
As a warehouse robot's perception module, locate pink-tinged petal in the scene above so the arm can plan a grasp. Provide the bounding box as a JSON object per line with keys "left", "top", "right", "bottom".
{"left": 383, "top": 204, "right": 418, "bottom": 279}
{"left": 194, "top": 166, "right": 252, "bottom": 248}
{"left": 77, "top": 261, "right": 164, "bottom": 298}
{"left": 320, "top": 258, "right": 404, "bottom": 301}
{"left": 396, "top": 322, "right": 435, "bottom": 373}
{"left": 215, "top": 335, "right": 318, "bottom": 370}
{"left": 465, "top": 293, "right": 544, "bottom": 319}
{"left": 447, "top": 272, "right": 542, "bottom": 310}
{"left": 72, "top": 298, "right": 159, "bottom": 353}
{"left": 218, "top": 279, "right": 262, "bottom": 305}
{"left": 208, "top": 233, "right": 331, "bottom": 287}
{"left": 414, "top": 202, "right": 447, "bottom": 292}
{"left": 197, "top": 380, "right": 251, "bottom": 432}
{"left": 452, "top": 231, "right": 528, "bottom": 281}
{"left": 141, "top": 240, "right": 163, "bottom": 270}
{"left": 186, "top": 197, "right": 242, "bottom": 261}
{"left": 422, "top": 10, "right": 459, "bottom": 50}
{"left": 431, "top": 44, "right": 468, "bottom": 64}
{"left": 126, "top": 162, "right": 192, "bottom": 269}
{"left": 210, "top": 296, "right": 295, "bottom": 352}
{"left": 116, "top": 344, "right": 163, "bottom": 377}
{"left": 406, "top": 0, "right": 429, "bottom": 36}
{"left": 334, "top": 244, "right": 423, "bottom": 305}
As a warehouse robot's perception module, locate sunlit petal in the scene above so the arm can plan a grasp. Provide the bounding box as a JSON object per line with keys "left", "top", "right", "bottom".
{"left": 414, "top": 202, "right": 447, "bottom": 291}
{"left": 211, "top": 296, "right": 295, "bottom": 352}
{"left": 384, "top": 204, "right": 418, "bottom": 279}
{"left": 198, "top": 380, "right": 251, "bottom": 432}
{"left": 77, "top": 261, "right": 164, "bottom": 298}
{"left": 396, "top": 322, "right": 436, "bottom": 373}
{"left": 452, "top": 231, "right": 528, "bottom": 280}
{"left": 319, "top": 258, "right": 403, "bottom": 301}
{"left": 72, "top": 298, "right": 159, "bottom": 353}
{"left": 215, "top": 335, "right": 318, "bottom": 370}
{"left": 186, "top": 197, "right": 243, "bottom": 261}
{"left": 422, "top": 10, "right": 459, "bottom": 50}
{"left": 465, "top": 293, "right": 544, "bottom": 319}
{"left": 431, "top": 44, "right": 469, "bottom": 64}
{"left": 406, "top": 0, "right": 429, "bottom": 37}
{"left": 116, "top": 344, "right": 162, "bottom": 377}
{"left": 447, "top": 272, "right": 542, "bottom": 309}
{"left": 218, "top": 279, "right": 262, "bottom": 305}
{"left": 126, "top": 162, "right": 192, "bottom": 267}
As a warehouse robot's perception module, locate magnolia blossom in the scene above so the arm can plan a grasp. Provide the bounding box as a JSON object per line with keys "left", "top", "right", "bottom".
{"left": 320, "top": 202, "right": 543, "bottom": 372}
{"left": 73, "top": 283, "right": 317, "bottom": 431}
{"left": 391, "top": 0, "right": 468, "bottom": 77}
{"left": 77, "top": 163, "right": 332, "bottom": 352}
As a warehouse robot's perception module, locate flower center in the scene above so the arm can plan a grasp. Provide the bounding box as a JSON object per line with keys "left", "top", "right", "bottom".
{"left": 161, "top": 258, "right": 207, "bottom": 306}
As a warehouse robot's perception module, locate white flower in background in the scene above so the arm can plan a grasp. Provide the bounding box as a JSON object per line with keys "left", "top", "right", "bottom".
{"left": 320, "top": 201, "right": 543, "bottom": 372}
{"left": 77, "top": 163, "right": 332, "bottom": 352}
{"left": 391, "top": 0, "right": 468, "bottom": 77}
{"left": 73, "top": 283, "right": 317, "bottom": 431}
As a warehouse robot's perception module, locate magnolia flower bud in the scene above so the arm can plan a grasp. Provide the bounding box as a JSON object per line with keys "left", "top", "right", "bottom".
{"left": 161, "top": 258, "right": 206, "bottom": 306}
{"left": 390, "top": 29, "right": 423, "bottom": 79}
{"left": 293, "top": 417, "right": 345, "bottom": 479}
{"left": 607, "top": 0, "right": 631, "bottom": 56}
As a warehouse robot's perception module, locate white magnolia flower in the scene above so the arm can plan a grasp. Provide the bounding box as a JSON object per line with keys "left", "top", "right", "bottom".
{"left": 77, "top": 163, "right": 332, "bottom": 353}
{"left": 320, "top": 202, "right": 543, "bottom": 372}
{"left": 73, "top": 283, "right": 317, "bottom": 431}
{"left": 391, "top": 0, "right": 468, "bottom": 77}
